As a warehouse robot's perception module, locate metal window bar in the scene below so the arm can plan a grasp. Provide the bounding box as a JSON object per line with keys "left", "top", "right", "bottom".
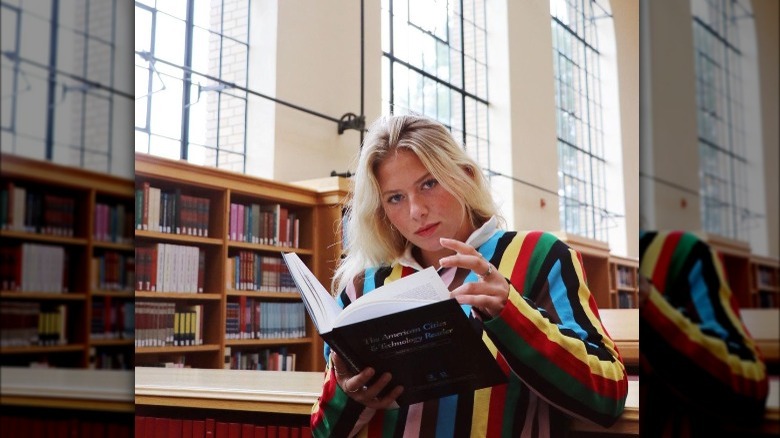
{"left": 1, "top": 0, "right": 125, "bottom": 173}
{"left": 550, "top": 0, "right": 618, "bottom": 241}
{"left": 383, "top": 0, "right": 489, "bottom": 166}
{"left": 692, "top": 0, "right": 753, "bottom": 240}
{"left": 134, "top": 0, "right": 251, "bottom": 172}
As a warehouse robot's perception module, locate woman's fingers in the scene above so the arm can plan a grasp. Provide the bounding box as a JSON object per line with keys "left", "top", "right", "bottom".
{"left": 331, "top": 352, "right": 351, "bottom": 377}
{"left": 439, "top": 238, "right": 508, "bottom": 317}
{"left": 359, "top": 372, "right": 404, "bottom": 409}
{"left": 332, "top": 352, "right": 404, "bottom": 407}
{"left": 439, "top": 238, "right": 490, "bottom": 275}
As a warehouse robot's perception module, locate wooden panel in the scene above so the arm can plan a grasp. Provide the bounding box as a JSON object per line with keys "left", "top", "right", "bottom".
{"left": 134, "top": 367, "right": 638, "bottom": 434}
{"left": 741, "top": 308, "right": 780, "bottom": 365}
{"left": 598, "top": 309, "right": 639, "bottom": 367}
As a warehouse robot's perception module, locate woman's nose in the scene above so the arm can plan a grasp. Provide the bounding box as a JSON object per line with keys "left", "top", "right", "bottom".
{"left": 409, "top": 195, "right": 428, "bottom": 219}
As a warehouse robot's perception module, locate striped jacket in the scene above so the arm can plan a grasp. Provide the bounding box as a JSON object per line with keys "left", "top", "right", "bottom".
{"left": 311, "top": 230, "right": 628, "bottom": 437}
{"left": 639, "top": 231, "right": 768, "bottom": 436}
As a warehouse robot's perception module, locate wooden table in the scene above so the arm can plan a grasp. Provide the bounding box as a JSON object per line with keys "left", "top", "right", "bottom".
{"left": 134, "top": 366, "right": 640, "bottom": 435}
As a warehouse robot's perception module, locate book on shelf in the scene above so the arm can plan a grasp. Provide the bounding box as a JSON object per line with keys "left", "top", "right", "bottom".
{"left": 136, "top": 182, "right": 210, "bottom": 236}
{"left": 281, "top": 252, "right": 506, "bottom": 406}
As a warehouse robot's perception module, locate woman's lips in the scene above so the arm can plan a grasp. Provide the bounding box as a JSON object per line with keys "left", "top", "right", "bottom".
{"left": 415, "top": 223, "right": 439, "bottom": 237}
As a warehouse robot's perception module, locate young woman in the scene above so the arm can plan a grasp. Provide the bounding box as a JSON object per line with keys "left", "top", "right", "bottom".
{"left": 312, "top": 114, "right": 628, "bottom": 437}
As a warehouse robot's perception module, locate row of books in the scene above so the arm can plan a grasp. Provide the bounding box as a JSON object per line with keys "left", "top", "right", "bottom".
{"left": 135, "top": 417, "right": 311, "bottom": 438}
{"left": 135, "top": 244, "right": 205, "bottom": 293}
{"left": 224, "top": 346, "right": 297, "bottom": 371}
{"left": 136, "top": 183, "right": 211, "bottom": 237}
{"left": 757, "top": 291, "right": 777, "bottom": 308}
{"left": 226, "top": 252, "right": 295, "bottom": 292}
{"left": 225, "top": 300, "right": 305, "bottom": 340}
{"left": 134, "top": 302, "right": 204, "bottom": 347}
{"left": 91, "top": 299, "right": 135, "bottom": 340}
{"left": 0, "top": 302, "right": 68, "bottom": 347}
{"left": 615, "top": 265, "right": 635, "bottom": 288}
{"left": 1, "top": 415, "right": 131, "bottom": 438}
{"left": 0, "top": 183, "right": 76, "bottom": 236}
{"left": 143, "top": 354, "right": 188, "bottom": 368}
{"left": 756, "top": 266, "right": 778, "bottom": 288}
{"left": 88, "top": 347, "right": 133, "bottom": 370}
{"left": 228, "top": 202, "right": 300, "bottom": 248}
{"left": 0, "top": 244, "right": 69, "bottom": 292}
{"left": 92, "top": 252, "right": 135, "bottom": 291}
{"left": 94, "top": 201, "right": 134, "bottom": 244}
{"left": 617, "top": 291, "right": 636, "bottom": 309}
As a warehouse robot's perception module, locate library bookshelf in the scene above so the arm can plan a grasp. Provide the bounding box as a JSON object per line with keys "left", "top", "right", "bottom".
{"left": 704, "top": 233, "right": 780, "bottom": 309}
{"left": 750, "top": 255, "right": 780, "bottom": 309}
{"left": 134, "top": 153, "right": 348, "bottom": 372}
{"left": 609, "top": 255, "right": 639, "bottom": 309}
{"left": 0, "top": 153, "right": 134, "bottom": 370}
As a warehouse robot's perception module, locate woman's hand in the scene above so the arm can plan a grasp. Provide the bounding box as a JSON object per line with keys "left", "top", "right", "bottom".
{"left": 331, "top": 352, "right": 404, "bottom": 409}
{"left": 438, "top": 237, "right": 509, "bottom": 318}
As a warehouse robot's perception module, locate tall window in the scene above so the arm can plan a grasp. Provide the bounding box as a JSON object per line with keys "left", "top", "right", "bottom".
{"left": 691, "top": 0, "right": 756, "bottom": 241}
{"left": 381, "top": 0, "right": 490, "bottom": 169}
{"left": 551, "top": 0, "right": 617, "bottom": 242}
{"left": 134, "top": 0, "right": 249, "bottom": 173}
{"left": 1, "top": 0, "right": 131, "bottom": 176}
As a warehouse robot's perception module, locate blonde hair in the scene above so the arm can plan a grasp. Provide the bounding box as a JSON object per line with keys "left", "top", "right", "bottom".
{"left": 332, "top": 114, "right": 502, "bottom": 294}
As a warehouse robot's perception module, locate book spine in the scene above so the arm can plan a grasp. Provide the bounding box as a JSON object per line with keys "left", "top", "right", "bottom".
{"left": 322, "top": 332, "right": 363, "bottom": 375}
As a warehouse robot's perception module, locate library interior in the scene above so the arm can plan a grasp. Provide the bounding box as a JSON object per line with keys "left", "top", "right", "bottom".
{"left": 0, "top": 0, "right": 777, "bottom": 436}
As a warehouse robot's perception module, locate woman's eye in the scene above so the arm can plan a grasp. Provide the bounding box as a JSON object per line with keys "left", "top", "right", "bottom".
{"left": 387, "top": 194, "right": 403, "bottom": 204}
{"left": 421, "top": 179, "right": 438, "bottom": 190}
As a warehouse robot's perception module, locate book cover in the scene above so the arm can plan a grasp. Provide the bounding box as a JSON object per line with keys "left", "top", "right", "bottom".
{"left": 193, "top": 420, "right": 206, "bottom": 438}
{"left": 282, "top": 252, "right": 506, "bottom": 406}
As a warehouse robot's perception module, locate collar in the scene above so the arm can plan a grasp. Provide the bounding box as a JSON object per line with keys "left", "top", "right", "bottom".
{"left": 395, "top": 216, "right": 499, "bottom": 271}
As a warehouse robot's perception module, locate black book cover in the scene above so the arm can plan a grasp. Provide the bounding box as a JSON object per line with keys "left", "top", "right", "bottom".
{"left": 323, "top": 299, "right": 506, "bottom": 406}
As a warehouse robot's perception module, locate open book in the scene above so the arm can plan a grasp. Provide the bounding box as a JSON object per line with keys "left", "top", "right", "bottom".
{"left": 282, "top": 252, "right": 506, "bottom": 405}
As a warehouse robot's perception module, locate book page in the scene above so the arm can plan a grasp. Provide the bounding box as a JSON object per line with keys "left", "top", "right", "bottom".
{"left": 334, "top": 267, "right": 451, "bottom": 327}
{"left": 281, "top": 252, "right": 342, "bottom": 333}
{"left": 334, "top": 299, "right": 434, "bottom": 326}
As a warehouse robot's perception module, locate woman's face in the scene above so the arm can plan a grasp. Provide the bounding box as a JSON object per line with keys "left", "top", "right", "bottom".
{"left": 376, "top": 149, "right": 474, "bottom": 267}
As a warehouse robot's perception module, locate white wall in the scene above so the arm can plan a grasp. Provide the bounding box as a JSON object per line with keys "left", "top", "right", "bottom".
{"left": 246, "top": 0, "right": 381, "bottom": 182}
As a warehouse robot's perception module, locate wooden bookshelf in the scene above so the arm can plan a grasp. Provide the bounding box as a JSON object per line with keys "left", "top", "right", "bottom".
{"left": 0, "top": 153, "right": 134, "bottom": 369}
{"left": 703, "top": 232, "right": 780, "bottom": 309}
{"left": 554, "top": 232, "right": 614, "bottom": 308}
{"left": 134, "top": 153, "right": 348, "bottom": 372}
{"left": 292, "top": 176, "right": 351, "bottom": 371}
{"left": 701, "top": 232, "right": 752, "bottom": 308}
{"left": 609, "top": 255, "right": 639, "bottom": 309}
{"left": 750, "top": 255, "right": 780, "bottom": 309}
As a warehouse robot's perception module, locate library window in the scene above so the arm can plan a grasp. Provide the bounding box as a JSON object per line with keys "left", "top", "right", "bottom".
{"left": 550, "top": 0, "right": 622, "bottom": 244}
{"left": 134, "top": 0, "right": 249, "bottom": 173}
{"left": 691, "top": 0, "right": 764, "bottom": 244}
{"left": 0, "top": 0, "right": 132, "bottom": 177}
{"left": 380, "top": 0, "right": 490, "bottom": 170}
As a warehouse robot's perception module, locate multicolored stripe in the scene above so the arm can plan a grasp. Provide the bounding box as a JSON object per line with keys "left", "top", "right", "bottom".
{"left": 639, "top": 231, "right": 768, "bottom": 432}
{"left": 312, "top": 230, "right": 628, "bottom": 437}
